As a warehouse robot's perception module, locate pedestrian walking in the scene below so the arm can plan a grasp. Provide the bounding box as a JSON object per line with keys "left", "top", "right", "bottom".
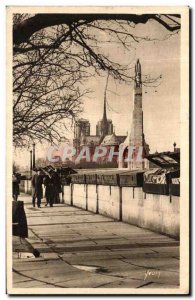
{"left": 52, "top": 169, "right": 62, "bottom": 203}
{"left": 31, "top": 168, "right": 43, "bottom": 208}
{"left": 12, "top": 171, "right": 20, "bottom": 201}
{"left": 43, "top": 173, "right": 54, "bottom": 207}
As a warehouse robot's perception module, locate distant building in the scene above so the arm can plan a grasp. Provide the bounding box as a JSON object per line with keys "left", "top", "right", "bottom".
{"left": 96, "top": 119, "right": 113, "bottom": 137}
{"left": 96, "top": 92, "right": 113, "bottom": 137}
{"left": 100, "top": 132, "right": 127, "bottom": 166}
{"left": 72, "top": 59, "right": 152, "bottom": 169}
{"left": 73, "top": 78, "right": 127, "bottom": 165}
{"left": 101, "top": 132, "right": 127, "bottom": 147}
{"left": 73, "top": 118, "right": 91, "bottom": 152}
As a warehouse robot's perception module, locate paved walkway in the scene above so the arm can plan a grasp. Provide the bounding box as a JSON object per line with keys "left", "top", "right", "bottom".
{"left": 13, "top": 194, "right": 179, "bottom": 289}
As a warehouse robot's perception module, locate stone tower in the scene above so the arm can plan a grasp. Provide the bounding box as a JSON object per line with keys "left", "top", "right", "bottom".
{"left": 73, "top": 118, "right": 90, "bottom": 152}
{"left": 128, "top": 59, "right": 149, "bottom": 170}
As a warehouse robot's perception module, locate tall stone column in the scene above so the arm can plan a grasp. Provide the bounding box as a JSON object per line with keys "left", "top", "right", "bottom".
{"left": 128, "top": 59, "right": 148, "bottom": 170}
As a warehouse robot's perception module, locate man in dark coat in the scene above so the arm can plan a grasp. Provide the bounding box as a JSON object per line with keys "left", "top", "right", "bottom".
{"left": 32, "top": 169, "right": 43, "bottom": 208}
{"left": 43, "top": 174, "right": 54, "bottom": 207}
{"left": 12, "top": 172, "right": 20, "bottom": 201}
{"left": 52, "top": 170, "right": 62, "bottom": 203}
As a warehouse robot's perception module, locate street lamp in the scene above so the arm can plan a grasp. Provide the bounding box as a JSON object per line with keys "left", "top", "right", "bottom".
{"left": 33, "top": 143, "right": 36, "bottom": 169}
{"left": 173, "top": 142, "right": 176, "bottom": 152}
{"left": 30, "top": 150, "right": 32, "bottom": 176}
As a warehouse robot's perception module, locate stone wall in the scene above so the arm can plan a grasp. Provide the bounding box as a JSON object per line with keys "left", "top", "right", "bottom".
{"left": 72, "top": 183, "right": 87, "bottom": 210}
{"left": 63, "top": 185, "right": 72, "bottom": 205}
{"left": 98, "top": 185, "right": 121, "bottom": 220}
{"left": 63, "top": 183, "right": 179, "bottom": 239}
{"left": 20, "top": 177, "right": 180, "bottom": 238}
{"left": 87, "top": 184, "right": 98, "bottom": 213}
{"left": 122, "top": 187, "right": 179, "bottom": 238}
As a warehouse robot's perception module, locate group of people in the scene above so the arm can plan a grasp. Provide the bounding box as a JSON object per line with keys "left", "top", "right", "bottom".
{"left": 12, "top": 167, "right": 62, "bottom": 208}
{"left": 32, "top": 168, "right": 62, "bottom": 208}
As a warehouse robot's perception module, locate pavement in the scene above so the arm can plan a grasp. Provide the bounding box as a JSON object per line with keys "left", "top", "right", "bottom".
{"left": 13, "top": 193, "right": 180, "bottom": 289}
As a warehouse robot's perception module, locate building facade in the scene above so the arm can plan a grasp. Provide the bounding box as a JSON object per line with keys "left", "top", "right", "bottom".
{"left": 73, "top": 118, "right": 91, "bottom": 153}
{"left": 73, "top": 80, "right": 126, "bottom": 164}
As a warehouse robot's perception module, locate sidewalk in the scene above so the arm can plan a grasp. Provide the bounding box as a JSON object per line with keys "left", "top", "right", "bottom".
{"left": 13, "top": 193, "right": 179, "bottom": 289}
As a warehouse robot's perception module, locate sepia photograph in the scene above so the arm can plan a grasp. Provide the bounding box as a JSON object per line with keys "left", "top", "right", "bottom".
{"left": 6, "top": 6, "right": 189, "bottom": 295}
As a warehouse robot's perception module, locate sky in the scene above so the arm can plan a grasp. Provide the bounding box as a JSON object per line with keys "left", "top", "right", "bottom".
{"left": 14, "top": 17, "right": 180, "bottom": 169}
{"left": 80, "top": 21, "right": 180, "bottom": 151}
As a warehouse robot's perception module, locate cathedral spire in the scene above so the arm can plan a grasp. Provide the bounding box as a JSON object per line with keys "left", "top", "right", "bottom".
{"left": 100, "top": 73, "right": 109, "bottom": 138}
{"left": 96, "top": 73, "right": 114, "bottom": 138}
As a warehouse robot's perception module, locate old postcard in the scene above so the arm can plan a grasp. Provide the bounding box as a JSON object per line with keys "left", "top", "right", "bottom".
{"left": 7, "top": 6, "right": 189, "bottom": 295}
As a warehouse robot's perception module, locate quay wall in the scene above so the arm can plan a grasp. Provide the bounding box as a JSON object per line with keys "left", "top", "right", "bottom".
{"left": 20, "top": 173, "right": 180, "bottom": 238}
{"left": 63, "top": 183, "right": 179, "bottom": 239}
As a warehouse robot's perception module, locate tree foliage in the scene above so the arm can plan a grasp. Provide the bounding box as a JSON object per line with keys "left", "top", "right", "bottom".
{"left": 13, "top": 13, "right": 181, "bottom": 147}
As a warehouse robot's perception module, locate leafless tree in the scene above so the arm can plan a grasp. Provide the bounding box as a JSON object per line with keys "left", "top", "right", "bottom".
{"left": 13, "top": 15, "right": 91, "bottom": 147}
{"left": 13, "top": 13, "right": 181, "bottom": 147}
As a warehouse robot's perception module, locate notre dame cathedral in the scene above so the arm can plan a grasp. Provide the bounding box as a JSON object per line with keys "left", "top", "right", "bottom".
{"left": 73, "top": 59, "right": 150, "bottom": 169}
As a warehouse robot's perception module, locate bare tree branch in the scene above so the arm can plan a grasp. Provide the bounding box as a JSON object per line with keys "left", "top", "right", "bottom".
{"left": 12, "top": 13, "right": 180, "bottom": 148}
{"left": 13, "top": 13, "right": 181, "bottom": 45}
